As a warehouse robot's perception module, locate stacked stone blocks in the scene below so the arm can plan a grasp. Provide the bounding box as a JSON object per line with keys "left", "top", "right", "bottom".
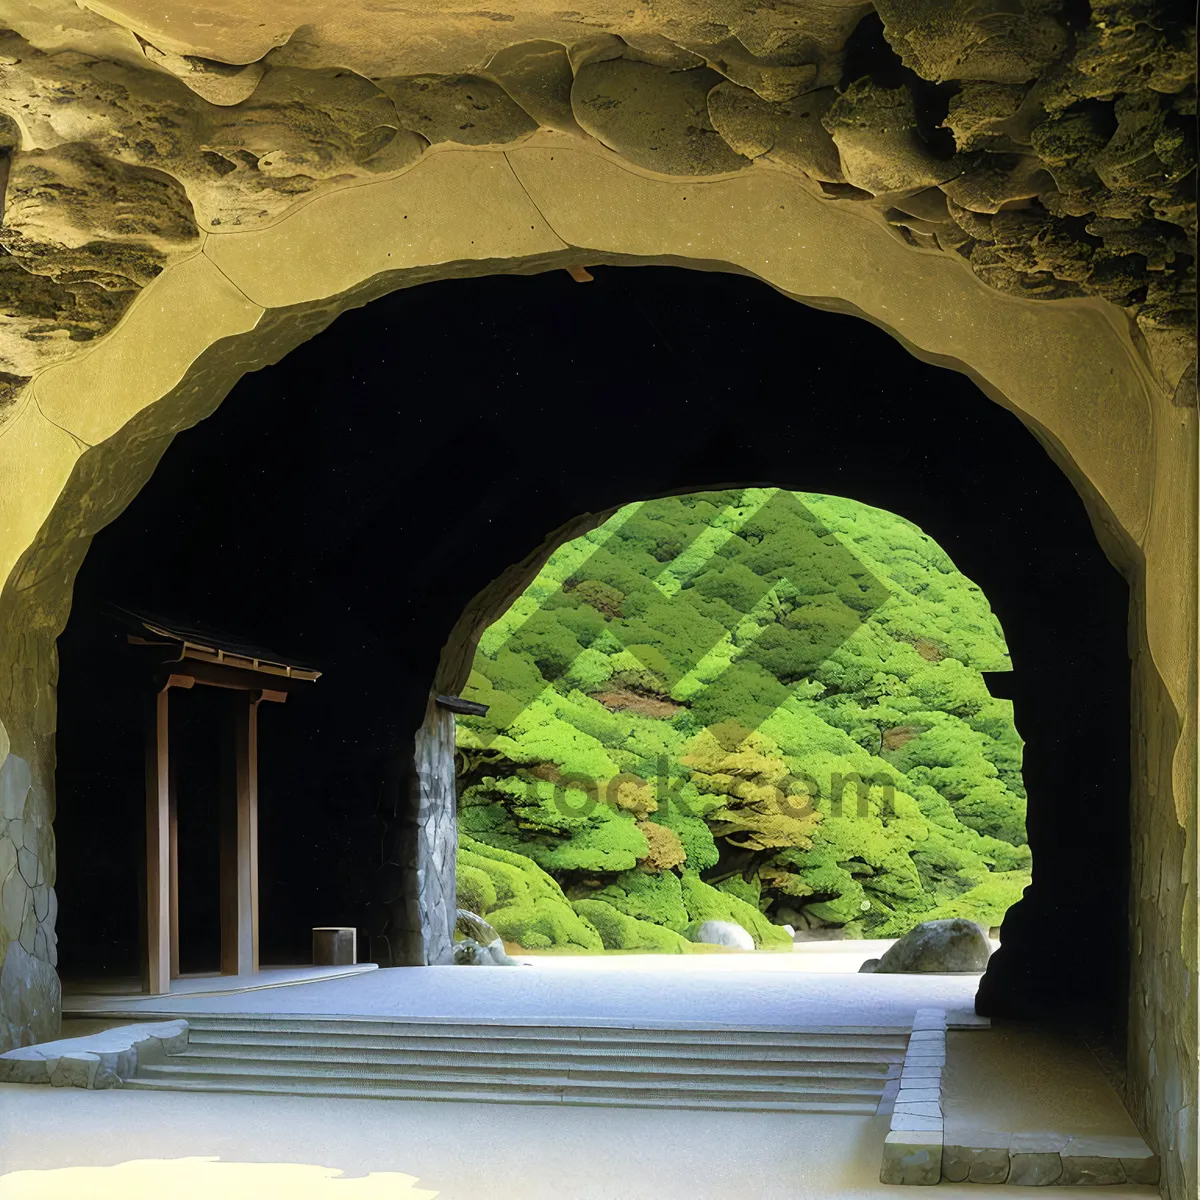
{"left": 0, "top": 1019, "right": 188, "bottom": 1088}
{"left": 880, "top": 1008, "right": 1161, "bottom": 1186}
{"left": 880, "top": 1007, "right": 948, "bottom": 1185}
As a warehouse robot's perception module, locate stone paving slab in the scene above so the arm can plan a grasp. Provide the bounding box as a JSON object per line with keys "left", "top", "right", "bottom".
{"left": 60, "top": 963, "right": 984, "bottom": 1028}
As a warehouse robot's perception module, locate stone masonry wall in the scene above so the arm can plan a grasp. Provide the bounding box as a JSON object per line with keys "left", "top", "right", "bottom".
{"left": 413, "top": 699, "right": 457, "bottom": 967}
{"left": 0, "top": 748, "right": 60, "bottom": 1049}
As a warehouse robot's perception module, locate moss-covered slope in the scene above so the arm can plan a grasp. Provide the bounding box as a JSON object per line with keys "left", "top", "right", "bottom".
{"left": 455, "top": 488, "right": 1030, "bottom": 950}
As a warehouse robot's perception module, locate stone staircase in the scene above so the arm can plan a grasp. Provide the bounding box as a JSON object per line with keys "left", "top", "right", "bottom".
{"left": 122, "top": 1015, "right": 908, "bottom": 1113}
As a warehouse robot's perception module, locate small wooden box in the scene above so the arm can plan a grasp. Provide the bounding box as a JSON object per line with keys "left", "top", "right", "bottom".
{"left": 313, "top": 926, "right": 357, "bottom": 966}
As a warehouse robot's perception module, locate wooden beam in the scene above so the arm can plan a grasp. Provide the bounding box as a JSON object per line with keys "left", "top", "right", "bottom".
{"left": 143, "top": 688, "right": 171, "bottom": 996}
{"left": 220, "top": 691, "right": 259, "bottom": 976}
{"left": 161, "top": 660, "right": 308, "bottom": 696}
{"left": 435, "top": 693, "right": 489, "bottom": 717}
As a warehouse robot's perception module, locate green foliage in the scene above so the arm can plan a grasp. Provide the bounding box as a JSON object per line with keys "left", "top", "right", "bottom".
{"left": 457, "top": 834, "right": 604, "bottom": 952}
{"left": 572, "top": 869, "right": 689, "bottom": 931}
{"left": 572, "top": 899, "right": 694, "bottom": 952}
{"left": 459, "top": 773, "right": 649, "bottom": 873}
{"left": 456, "top": 489, "right": 1031, "bottom": 950}
{"left": 683, "top": 725, "right": 823, "bottom": 852}
{"left": 457, "top": 833, "right": 570, "bottom": 908}
{"left": 637, "top": 820, "right": 688, "bottom": 871}
{"left": 456, "top": 864, "right": 497, "bottom": 917}
{"left": 680, "top": 873, "right": 793, "bottom": 948}
{"left": 486, "top": 899, "right": 604, "bottom": 952}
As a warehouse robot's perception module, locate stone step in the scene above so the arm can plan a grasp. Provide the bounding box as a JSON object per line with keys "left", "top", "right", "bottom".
{"left": 184, "top": 1029, "right": 905, "bottom": 1064}
{"left": 183, "top": 1021, "right": 907, "bottom": 1056}
{"left": 123, "top": 1070, "right": 882, "bottom": 1113}
{"left": 131, "top": 1016, "right": 907, "bottom": 1111}
{"left": 179, "top": 1041, "right": 897, "bottom": 1076}
{"left": 155, "top": 1050, "right": 891, "bottom": 1091}
{"left": 183, "top": 1016, "right": 910, "bottom": 1047}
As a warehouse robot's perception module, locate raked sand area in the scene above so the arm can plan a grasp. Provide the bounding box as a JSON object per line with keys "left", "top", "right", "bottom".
{"left": 23, "top": 952, "right": 1155, "bottom": 1198}
{"left": 0, "top": 1086, "right": 1158, "bottom": 1200}
{"left": 63, "top": 949, "right": 990, "bottom": 1028}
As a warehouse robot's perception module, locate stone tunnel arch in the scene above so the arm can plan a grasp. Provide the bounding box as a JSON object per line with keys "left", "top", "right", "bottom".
{"left": 0, "top": 142, "right": 1193, "bottom": 1185}
{"left": 407, "top": 471, "right": 1099, "bottom": 989}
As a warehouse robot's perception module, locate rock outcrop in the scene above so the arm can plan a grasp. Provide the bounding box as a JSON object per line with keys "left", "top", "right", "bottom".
{"left": 0, "top": 3, "right": 1191, "bottom": 400}
{"left": 453, "top": 909, "right": 521, "bottom": 965}
{"left": 860, "top": 918, "right": 992, "bottom": 973}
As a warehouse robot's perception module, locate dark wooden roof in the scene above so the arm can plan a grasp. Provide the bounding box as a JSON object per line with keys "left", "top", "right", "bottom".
{"left": 112, "top": 607, "right": 321, "bottom": 681}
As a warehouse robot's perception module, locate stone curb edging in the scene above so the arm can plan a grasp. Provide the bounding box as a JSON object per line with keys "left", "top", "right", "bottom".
{"left": 880, "top": 1007, "right": 948, "bottom": 1185}
{"left": 940, "top": 1130, "right": 1161, "bottom": 1187}
{"left": 0, "top": 1020, "right": 188, "bottom": 1089}
{"left": 879, "top": 1011, "right": 1161, "bottom": 1187}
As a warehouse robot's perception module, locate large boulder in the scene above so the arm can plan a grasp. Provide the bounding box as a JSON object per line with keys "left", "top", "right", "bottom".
{"left": 376, "top": 73, "right": 537, "bottom": 146}
{"left": 455, "top": 909, "right": 500, "bottom": 944}
{"left": 454, "top": 938, "right": 519, "bottom": 965}
{"left": 861, "top": 919, "right": 991, "bottom": 974}
{"left": 686, "top": 920, "right": 754, "bottom": 950}
{"left": 453, "top": 909, "right": 522, "bottom": 966}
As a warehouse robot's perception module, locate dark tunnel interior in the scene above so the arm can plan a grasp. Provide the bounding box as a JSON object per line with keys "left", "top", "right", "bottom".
{"left": 53, "top": 264, "right": 1130, "bottom": 1040}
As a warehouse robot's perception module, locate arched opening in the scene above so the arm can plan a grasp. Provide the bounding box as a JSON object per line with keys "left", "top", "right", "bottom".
{"left": 52, "top": 263, "right": 1129, "bottom": 1039}
{"left": 450, "top": 487, "right": 1034, "bottom": 960}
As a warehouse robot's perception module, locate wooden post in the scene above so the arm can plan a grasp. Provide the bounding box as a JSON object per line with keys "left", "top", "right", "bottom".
{"left": 168, "top": 751, "right": 179, "bottom": 980}
{"left": 143, "top": 688, "right": 171, "bottom": 996}
{"left": 220, "top": 691, "right": 259, "bottom": 976}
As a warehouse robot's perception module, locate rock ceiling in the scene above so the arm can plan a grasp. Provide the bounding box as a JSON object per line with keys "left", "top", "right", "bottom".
{"left": 0, "top": 0, "right": 1194, "bottom": 408}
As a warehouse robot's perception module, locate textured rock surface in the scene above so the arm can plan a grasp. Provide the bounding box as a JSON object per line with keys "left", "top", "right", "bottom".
{"left": 0, "top": 751, "right": 58, "bottom": 1050}
{"left": 413, "top": 700, "right": 458, "bottom": 966}
{"left": 376, "top": 74, "right": 537, "bottom": 146}
{"left": 484, "top": 41, "right": 582, "bottom": 137}
{"left": 708, "top": 83, "right": 843, "bottom": 180}
{"left": 1007, "top": 1147, "right": 1065, "bottom": 1185}
{"left": 0, "top": 939, "right": 60, "bottom": 1050}
{"left": 0, "top": 6, "right": 1192, "bottom": 390}
{"left": 880, "top": 1130, "right": 942, "bottom": 1185}
{"left": 452, "top": 936, "right": 520, "bottom": 965}
{"left": 940, "top": 1129, "right": 1161, "bottom": 1187}
{"left": 1061, "top": 1134, "right": 1160, "bottom": 1185}
{"left": 454, "top": 909, "right": 500, "bottom": 946}
{"left": 455, "top": 905, "right": 523, "bottom": 963}
{"left": 874, "top": 0, "right": 1068, "bottom": 85}
{"left": 942, "top": 1129, "right": 1012, "bottom": 1183}
{"left": 865, "top": 919, "right": 992, "bottom": 973}
{"left": 572, "top": 58, "right": 748, "bottom": 177}
{"left": 823, "top": 78, "right": 963, "bottom": 194}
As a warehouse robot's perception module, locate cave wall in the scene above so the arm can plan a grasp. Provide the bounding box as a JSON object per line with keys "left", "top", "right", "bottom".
{"left": 0, "top": 1, "right": 1194, "bottom": 1193}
